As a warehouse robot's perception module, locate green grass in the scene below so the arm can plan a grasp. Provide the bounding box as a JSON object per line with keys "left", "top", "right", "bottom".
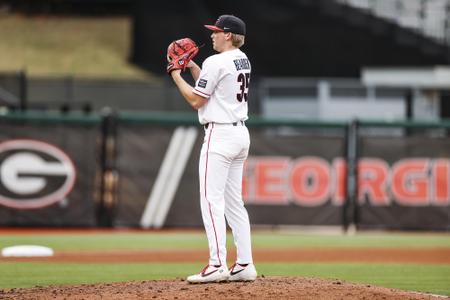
{"left": 0, "top": 262, "right": 188, "bottom": 288}
{"left": 0, "top": 14, "right": 151, "bottom": 79}
{"left": 0, "top": 233, "right": 208, "bottom": 250}
{"left": 0, "top": 231, "right": 449, "bottom": 251}
{"left": 0, "top": 262, "right": 448, "bottom": 296}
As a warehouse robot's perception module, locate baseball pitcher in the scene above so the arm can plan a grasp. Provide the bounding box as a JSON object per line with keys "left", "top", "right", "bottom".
{"left": 167, "top": 14, "right": 257, "bottom": 283}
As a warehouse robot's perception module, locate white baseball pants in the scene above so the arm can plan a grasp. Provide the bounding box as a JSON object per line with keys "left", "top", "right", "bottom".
{"left": 199, "top": 123, "right": 253, "bottom": 267}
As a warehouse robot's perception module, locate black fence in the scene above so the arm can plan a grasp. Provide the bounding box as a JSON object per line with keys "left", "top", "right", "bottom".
{"left": 0, "top": 72, "right": 261, "bottom": 114}
{"left": 0, "top": 110, "right": 449, "bottom": 230}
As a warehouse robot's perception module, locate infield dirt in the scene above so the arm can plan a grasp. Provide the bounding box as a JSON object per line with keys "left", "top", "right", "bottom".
{"left": 2, "top": 247, "right": 450, "bottom": 264}
{"left": 1, "top": 276, "right": 447, "bottom": 300}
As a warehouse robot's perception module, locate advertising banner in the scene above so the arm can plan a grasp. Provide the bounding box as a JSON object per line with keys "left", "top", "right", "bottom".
{"left": 0, "top": 120, "right": 99, "bottom": 226}
{"left": 2, "top": 113, "right": 448, "bottom": 230}
{"left": 127, "top": 126, "right": 449, "bottom": 230}
{"left": 356, "top": 136, "right": 450, "bottom": 230}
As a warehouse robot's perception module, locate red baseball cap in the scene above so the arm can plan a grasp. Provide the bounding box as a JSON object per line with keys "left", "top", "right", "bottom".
{"left": 204, "top": 15, "right": 246, "bottom": 35}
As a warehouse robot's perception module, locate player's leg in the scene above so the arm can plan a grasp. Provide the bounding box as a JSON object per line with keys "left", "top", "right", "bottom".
{"left": 199, "top": 149, "right": 230, "bottom": 267}
{"left": 224, "top": 127, "right": 257, "bottom": 281}
{"left": 224, "top": 154, "right": 253, "bottom": 265}
{"left": 224, "top": 154, "right": 257, "bottom": 281}
{"left": 187, "top": 128, "right": 231, "bottom": 283}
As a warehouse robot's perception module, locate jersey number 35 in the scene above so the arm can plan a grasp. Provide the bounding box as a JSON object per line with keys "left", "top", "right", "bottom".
{"left": 237, "top": 72, "right": 250, "bottom": 102}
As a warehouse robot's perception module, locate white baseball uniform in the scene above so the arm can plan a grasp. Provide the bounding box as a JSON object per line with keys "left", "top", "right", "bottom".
{"left": 192, "top": 48, "right": 253, "bottom": 267}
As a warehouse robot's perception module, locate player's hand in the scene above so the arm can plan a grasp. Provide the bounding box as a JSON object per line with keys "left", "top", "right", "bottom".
{"left": 166, "top": 38, "right": 200, "bottom": 74}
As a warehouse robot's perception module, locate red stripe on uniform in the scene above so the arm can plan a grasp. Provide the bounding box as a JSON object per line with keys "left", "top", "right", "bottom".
{"left": 204, "top": 123, "right": 221, "bottom": 266}
{"left": 193, "top": 88, "right": 210, "bottom": 98}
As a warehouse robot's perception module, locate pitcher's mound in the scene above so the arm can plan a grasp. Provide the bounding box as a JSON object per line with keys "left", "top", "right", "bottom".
{"left": 0, "top": 277, "right": 444, "bottom": 299}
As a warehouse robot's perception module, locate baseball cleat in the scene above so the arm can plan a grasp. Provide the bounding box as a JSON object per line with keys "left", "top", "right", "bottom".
{"left": 187, "top": 264, "right": 229, "bottom": 283}
{"left": 228, "top": 263, "right": 257, "bottom": 282}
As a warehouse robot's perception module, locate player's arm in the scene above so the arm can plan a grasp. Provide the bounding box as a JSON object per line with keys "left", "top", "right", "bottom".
{"left": 187, "top": 61, "right": 201, "bottom": 81}
{"left": 170, "top": 70, "right": 207, "bottom": 110}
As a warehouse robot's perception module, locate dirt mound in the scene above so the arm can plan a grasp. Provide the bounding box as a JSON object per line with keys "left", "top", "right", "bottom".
{"left": 0, "top": 277, "right": 445, "bottom": 300}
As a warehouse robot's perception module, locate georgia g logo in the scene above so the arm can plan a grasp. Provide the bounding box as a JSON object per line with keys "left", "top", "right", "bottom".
{"left": 0, "top": 139, "right": 76, "bottom": 209}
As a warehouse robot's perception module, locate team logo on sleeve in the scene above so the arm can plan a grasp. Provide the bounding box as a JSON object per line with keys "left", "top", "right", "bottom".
{"left": 198, "top": 79, "right": 208, "bottom": 88}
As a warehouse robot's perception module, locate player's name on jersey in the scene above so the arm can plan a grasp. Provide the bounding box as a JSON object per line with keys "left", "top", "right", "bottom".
{"left": 233, "top": 58, "right": 250, "bottom": 71}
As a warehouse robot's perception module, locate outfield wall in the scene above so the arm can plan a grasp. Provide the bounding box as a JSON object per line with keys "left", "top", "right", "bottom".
{"left": 0, "top": 111, "right": 449, "bottom": 230}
